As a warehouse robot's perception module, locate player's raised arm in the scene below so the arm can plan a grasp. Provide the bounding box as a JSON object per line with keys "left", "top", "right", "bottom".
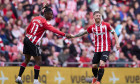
{"left": 110, "top": 26, "right": 120, "bottom": 50}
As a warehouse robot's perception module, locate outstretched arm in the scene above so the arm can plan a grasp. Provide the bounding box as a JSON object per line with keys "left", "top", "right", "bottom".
{"left": 44, "top": 22, "right": 65, "bottom": 36}
{"left": 73, "top": 30, "right": 88, "bottom": 38}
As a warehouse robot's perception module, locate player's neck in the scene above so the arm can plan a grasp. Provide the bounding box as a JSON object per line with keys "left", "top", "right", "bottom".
{"left": 95, "top": 21, "right": 102, "bottom": 26}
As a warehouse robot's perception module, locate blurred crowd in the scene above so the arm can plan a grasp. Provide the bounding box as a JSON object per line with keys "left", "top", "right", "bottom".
{"left": 0, "top": 0, "right": 140, "bottom": 67}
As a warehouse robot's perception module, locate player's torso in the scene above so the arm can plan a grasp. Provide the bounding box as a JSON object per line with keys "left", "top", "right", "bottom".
{"left": 26, "top": 16, "right": 46, "bottom": 45}
{"left": 91, "top": 22, "right": 111, "bottom": 52}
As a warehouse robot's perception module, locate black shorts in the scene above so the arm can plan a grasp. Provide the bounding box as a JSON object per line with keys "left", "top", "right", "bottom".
{"left": 23, "top": 36, "right": 41, "bottom": 56}
{"left": 92, "top": 51, "right": 110, "bottom": 64}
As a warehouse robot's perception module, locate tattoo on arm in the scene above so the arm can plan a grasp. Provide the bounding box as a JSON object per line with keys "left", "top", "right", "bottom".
{"left": 74, "top": 30, "right": 88, "bottom": 37}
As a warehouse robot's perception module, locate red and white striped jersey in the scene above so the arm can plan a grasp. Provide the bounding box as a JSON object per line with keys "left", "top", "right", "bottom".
{"left": 26, "top": 16, "right": 65, "bottom": 45}
{"left": 87, "top": 21, "right": 112, "bottom": 52}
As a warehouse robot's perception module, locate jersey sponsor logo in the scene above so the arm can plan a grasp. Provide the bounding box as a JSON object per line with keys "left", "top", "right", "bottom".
{"left": 37, "top": 46, "right": 42, "bottom": 55}
{"left": 103, "top": 55, "right": 108, "bottom": 59}
{"left": 103, "top": 55, "right": 108, "bottom": 57}
{"left": 94, "top": 32, "right": 105, "bottom": 35}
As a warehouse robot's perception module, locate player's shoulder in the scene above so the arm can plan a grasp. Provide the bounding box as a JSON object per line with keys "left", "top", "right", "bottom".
{"left": 102, "top": 21, "right": 110, "bottom": 26}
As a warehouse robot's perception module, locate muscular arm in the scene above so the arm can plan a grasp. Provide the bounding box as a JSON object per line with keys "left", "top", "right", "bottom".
{"left": 110, "top": 26, "right": 119, "bottom": 44}
{"left": 44, "top": 22, "right": 65, "bottom": 36}
{"left": 110, "top": 26, "right": 120, "bottom": 50}
{"left": 73, "top": 30, "right": 88, "bottom": 38}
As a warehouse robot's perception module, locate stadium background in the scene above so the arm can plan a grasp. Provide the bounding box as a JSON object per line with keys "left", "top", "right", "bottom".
{"left": 0, "top": 0, "right": 140, "bottom": 84}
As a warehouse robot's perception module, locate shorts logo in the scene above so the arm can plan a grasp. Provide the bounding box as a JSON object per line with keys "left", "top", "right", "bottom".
{"left": 103, "top": 55, "right": 108, "bottom": 59}
{"left": 37, "top": 47, "right": 42, "bottom": 55}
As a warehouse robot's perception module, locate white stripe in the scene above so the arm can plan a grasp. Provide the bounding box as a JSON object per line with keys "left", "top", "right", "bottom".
{"left": 105, "top": 26, "right": 108, "bottom": 51}
{"left": 31, "top": 23, "right": 36, "bottom": 33}
{"left": 33, "top": 25, "right": 39, "bottom": 35}
{"left": 36, "top": 31, "right": 45, "bottom": 45}
{"left": 92, "top": 27, "right": 94, "bottom": 32}
{"left": 92, "top": 27, "right": 95, "bottom": 45}
{"left": 29, "top": 35, "right": 32, "bottom": 39}
{"left": 93, "top": 32, "right": 95, "bottom": 50}
{"left": 96, "top": 26, "right": 99, "bottom": 52}
{"left": 100, "top": 24, "right": 103, "bottom": 52}
{"left": 32, "top": 36, "right": 37, "bottom": 43}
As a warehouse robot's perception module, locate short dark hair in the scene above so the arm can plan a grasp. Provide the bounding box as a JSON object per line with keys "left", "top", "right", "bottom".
{"left": 41, "top": 4, "right": 53, "bottom": 15}
{"left": 93, "top": 11, "right": 101, "bottom": 15}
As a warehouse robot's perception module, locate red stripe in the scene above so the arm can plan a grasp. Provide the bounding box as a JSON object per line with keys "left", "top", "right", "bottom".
{"left": 94, "top": 28, "right": 97, "bottom": 52}
{"left": 21, "top": 62, "right": 27, "bottom": 67}
{"left": 103, "top": 26, "right": 106, "bottom": 51}
{"left": 93, "top": 25, "right": 97, "bottom": 52}
{"left": 107, "top": 31, "right": 111, "bottom": 51}
{"left": 98, "top": 26, "right": 101, "bottom": 52}
{"left": 34, "top": 65, "right": 40, "bottom": 70}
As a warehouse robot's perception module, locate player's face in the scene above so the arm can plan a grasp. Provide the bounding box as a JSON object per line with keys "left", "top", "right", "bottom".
{"left": 45, "top": 11, "right": 53, "bottom": 21}
{"left": 94, "top": 13, "right": 101, "bottom": 23}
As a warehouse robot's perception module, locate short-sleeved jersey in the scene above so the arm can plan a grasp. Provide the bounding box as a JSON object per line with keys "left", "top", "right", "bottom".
{"left": 26, "top": 16, "right": 65, "bottom": 45}
{"left": 87, "top": 21, "right": 112, "bottom": 52}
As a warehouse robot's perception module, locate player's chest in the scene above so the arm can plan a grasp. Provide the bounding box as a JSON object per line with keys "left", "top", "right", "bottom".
{"left": 92, "top": 25, "right": 107, "bottom": 35}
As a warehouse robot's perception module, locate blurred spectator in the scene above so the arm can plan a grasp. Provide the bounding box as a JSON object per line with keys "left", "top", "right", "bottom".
{"left": 0, "top": 52, "right": 6, "bottom": 62}
{"left": 16, "top": 3, "right": 23, "bottom": 18}
{"left": 41, "top": 47, "right": 51, "bottom": 66}
{"left": 3, "top": 3, "right": 16, "bottom": 19}
{"left": 45, "top": 53, "right": 54, "bottom": 66}
{"left": 11, "top": 25, "right": 22, "bottom": 39}
{"left": 58, "top": 15, "right": 71, "bottom": 31}
{"left": 130, "top": 34, "right": 136, "bottom": 46}
{"left": 132, "top": 39, "right": 140, "bottom": 60}
{"left": 134, "top": 1, "right": 140, "bottom": 15}
{"left": 116, "top": 52, "right": 127, "bottom": 67}
{"left": 126, "top": 18, "right": 138, "bottom": 34}
{"left": 128, "top": 7, "right": 135, "bottom": 21}
{"left": 58, "top": 47, "right": 70, "bottom": 66}
{"left": 0, "top": 29, "right": 9, "bottom": 45}
{"left": 0, "top": 16, "right": 5, "bottom": 29}
{"left": 115, "top": 21, "right": 126, "bottom": 36}
{"left": 5, "top": 24, "right": 15, "bottom": 44}
{"left": 67, "top": 53, "right": 79, "bottom": 67}
{"left": 69, "top": 39, "right": 81, "bottom": 57}
{"left": 122, "top": 41, "right": 133, "bottom": 61}
{"left": 79, "top": 50, "right": 90, "bottom": 67}
{"left": 108, "top": 52, "right": 116, "bottom": 67}
{"left": 134, "top": 13, "right": 140, "bottom": 30}
{"left": 119, "top": 5, "right": 128, "bottom": 21}
{"left": 13, "top": 54, "right": 23, "bottom": 66}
